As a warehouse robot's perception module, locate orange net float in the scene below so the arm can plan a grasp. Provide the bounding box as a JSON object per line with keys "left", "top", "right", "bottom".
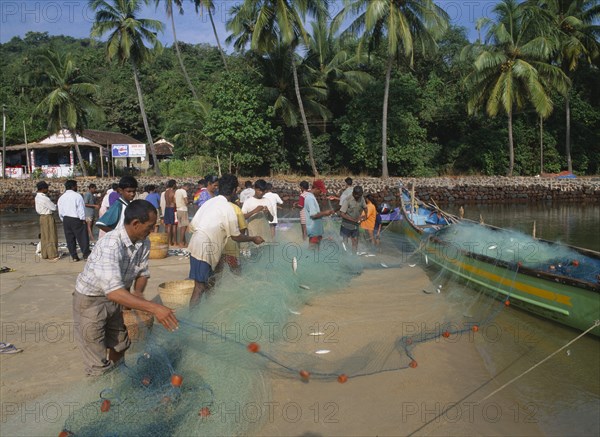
{"left": 409, "top": 361, "right": 418, "bottom": 368}
{"left": 337, "top": 374, "right": 348, "bottom": 384}
{"left": 472, "top": 325, "right": 479, "bottom": 332}
{"left": 171, "top": 374, "right": 183, "bottom": 387}
{"left": 247, "top": 342, "right": 260, "bottom": 353}
{"left": 442, "top": 331, "right": 450, "bottom": 338}
{"left": 572, "top": 260, "right": 579, "bottom": 267}
{"left": 100, "top": 399, "right": 111, "bottom": 413}
{"left": 141, "top": 376, "right": 151, "bottom": 387}
{"left": 299, "top": 370, "right": 310, "bottom": 380}
{"left": 504, "top": 299, "right": 511, "bottom": 307}
{"left": 199, "top": 407, "right": 211, "bottom": 417}
{"left": 58, "top": 431, "right": 72, "bottom": 437}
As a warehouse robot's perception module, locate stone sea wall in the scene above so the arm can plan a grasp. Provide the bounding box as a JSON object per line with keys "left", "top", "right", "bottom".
{"left": 1, "top": 176, "right": 599, "bottom": 210}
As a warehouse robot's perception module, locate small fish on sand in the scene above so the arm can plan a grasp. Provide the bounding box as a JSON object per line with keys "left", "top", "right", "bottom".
{"left": 292, "top": 256, "right": 298, "bottom": 274}
{"left": 309, "top": 332, "right": 325, "bottom": 336}
{"left": 299, "top": 284, "right": 311, "bottom": 290}
{"left": 288, "top": 309, "right": 301, "bottom": 315}
{"left": 380, "top": 263, "right": 389, "bottom": 268}
{"left": 315, "top": 350, "right": 331, "bottom": 354}
{"left": 409, "top": 264, "right": 416, "bottom": 267}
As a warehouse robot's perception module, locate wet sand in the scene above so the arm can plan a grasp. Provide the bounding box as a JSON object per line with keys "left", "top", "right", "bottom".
{"left": 0, "top": 234, "right": 543, "bottom": 436}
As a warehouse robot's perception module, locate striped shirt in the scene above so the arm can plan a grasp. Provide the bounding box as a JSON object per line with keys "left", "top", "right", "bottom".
{"left": 75, "top": 226, "right": 150, "bottom": 296}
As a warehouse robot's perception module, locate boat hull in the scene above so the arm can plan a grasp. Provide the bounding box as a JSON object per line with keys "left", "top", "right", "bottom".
{"left": 395, "top": 195, "right": 600, "bottom": 336}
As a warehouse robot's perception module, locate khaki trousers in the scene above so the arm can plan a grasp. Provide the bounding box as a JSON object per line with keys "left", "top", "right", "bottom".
{"left": 39, "top": 214, "right": 58, "bottom": 259}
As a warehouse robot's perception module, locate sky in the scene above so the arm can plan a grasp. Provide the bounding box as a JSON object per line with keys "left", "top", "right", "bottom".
{"left": 0, "top": 1, "right": 499, "bottom": 48}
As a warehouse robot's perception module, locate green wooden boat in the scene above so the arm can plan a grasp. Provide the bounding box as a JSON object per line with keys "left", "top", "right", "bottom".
{"left": 396, "top": 189, "right": 600, "bottom": 336}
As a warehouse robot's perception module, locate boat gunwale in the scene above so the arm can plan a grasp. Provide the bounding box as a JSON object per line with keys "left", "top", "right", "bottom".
{"left": 398, "top": 189, "right": 600, "bottom": 293}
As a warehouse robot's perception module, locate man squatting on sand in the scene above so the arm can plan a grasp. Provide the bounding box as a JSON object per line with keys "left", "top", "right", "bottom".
{"left": 73, "top": 200, "right": 178, "bottom": 376}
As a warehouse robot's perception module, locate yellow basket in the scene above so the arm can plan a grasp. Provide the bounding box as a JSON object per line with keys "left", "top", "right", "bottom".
{"left": 158, "top": 280, "right": 195, "bottom": 309}
{"left": 148, "top": 232, "right": 169, "bottom": 259}
{"left": 122, "top": 309, "right": 154, "bottom": 342}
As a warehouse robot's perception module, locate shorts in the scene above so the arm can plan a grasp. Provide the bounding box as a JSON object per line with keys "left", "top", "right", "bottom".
{"left": 72, "top": 291, "right": 131, "bottom": 376}
{"left": 189, "top": 256, "right": 213, "bottom": 284}
{"left": 340, "top": 226, "right": 359, "bottom": 239}
{"left": 176, "top": 210, "right": 189, "bottom": 227}
{"left": 164, "top": 207, "right": 175, "bottom": 225}
{"left": 85, "top": 216, "right": 94, "bottom": 223}
{"left": 308, "top": 235, "right": 322, "bottom": 245}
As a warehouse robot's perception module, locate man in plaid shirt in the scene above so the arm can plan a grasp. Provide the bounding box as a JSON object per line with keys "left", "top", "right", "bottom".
{"left": 73, "top": 200, "right": 178, "bottom": 376}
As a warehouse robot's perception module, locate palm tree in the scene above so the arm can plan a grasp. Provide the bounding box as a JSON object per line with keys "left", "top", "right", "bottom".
{"left": 524, "top": 0, "right": 599, "bottom": 172}
{"left": 90, "top": 0, "right": 163, "bottom": 175}
{"left": 464, "top": 0, "right": 570, "bottom": 176}
{"left": 152, "top": 0, "right": 199, "bottom": 100}
{"left": 192, "top": 0, "right": 229, "bottom": 71}
{"left": 304, "top": 17, "right": 373, "bottom": 132}
{"left": 34, "top": 50, "right": 101, "bottom": 177}
{"left": 227, "top": 0, "right": 330, "bottom": 177}
{"left": 336, "top": 0, "right": 449, "bottom": 178}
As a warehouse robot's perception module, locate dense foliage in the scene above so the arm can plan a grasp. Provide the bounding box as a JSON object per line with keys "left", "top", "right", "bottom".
{"left": 1, "top": 0, "right": 598, "bottom": 176}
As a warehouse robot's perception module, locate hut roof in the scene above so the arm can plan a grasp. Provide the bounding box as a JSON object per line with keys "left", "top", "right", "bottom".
{"left": 6, "top": 129, "right": 142, "bottom": 151}
{"left": 153, "top": 139, "right": 175, "bottom": 156}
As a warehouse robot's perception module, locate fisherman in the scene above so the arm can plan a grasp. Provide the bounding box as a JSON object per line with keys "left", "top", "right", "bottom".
{"left": 188, "top": 174, "right": 265, "bottom": 307}
{"left": 73, "top": 200, "right": 178, "bottom": 376}
{"left": 338, "top": 185, "right": 368, "bottom": 254}
{"left": 241, "top": 179, "right": 275, "bottom": 244}
{"left": 304, "top": 179, "right": 335, "bottom": 249}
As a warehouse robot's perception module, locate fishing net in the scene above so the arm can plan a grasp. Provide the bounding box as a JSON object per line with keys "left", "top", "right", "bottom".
{"left": 18, "top": 210, "right": 592, "bottom": 436}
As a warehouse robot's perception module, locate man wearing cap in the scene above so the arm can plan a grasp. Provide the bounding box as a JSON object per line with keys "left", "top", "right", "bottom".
{"left": 304, "top": 180, "right": 334, "bottom": 248}
{"left": 34, "top": 181, "right": 59, "bottom": 261}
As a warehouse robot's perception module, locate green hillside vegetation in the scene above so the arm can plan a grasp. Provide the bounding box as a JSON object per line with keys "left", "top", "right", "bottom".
{"left": 1, "top": 0, "right": 598, "bottom": 176}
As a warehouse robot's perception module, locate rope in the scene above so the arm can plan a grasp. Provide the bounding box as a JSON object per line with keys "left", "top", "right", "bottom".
{"left": 478, "top": 319, "right": 600, "bottom": 403}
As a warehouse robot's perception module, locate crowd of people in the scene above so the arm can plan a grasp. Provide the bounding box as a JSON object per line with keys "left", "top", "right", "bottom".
{"left": 33, "top": 175, "right": 388, "bottom": 376}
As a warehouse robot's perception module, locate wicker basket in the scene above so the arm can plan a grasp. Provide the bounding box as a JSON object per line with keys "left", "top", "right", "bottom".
{"left": 148, "top": 232, "right": 169, "bottom": 259}
{"left": 158, "top": 280, "right": 195, "bottom": 309}
{"left": 123, "top": 309, "right": 154, "bottom": 342}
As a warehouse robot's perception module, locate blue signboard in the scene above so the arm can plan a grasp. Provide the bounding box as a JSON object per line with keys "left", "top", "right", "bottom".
{"left": 112, "top": 144, "right": 130, "bottom": 157}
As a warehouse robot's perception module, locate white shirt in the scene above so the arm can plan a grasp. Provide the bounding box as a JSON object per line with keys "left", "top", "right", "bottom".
{"left": 57, "top": 190, "right": 86, "bottom": 221}
{"left": 263, "top": 192, "right": 283, "bottom": 224}
{"left": 175, "top": 188, "right": 188, "bottom": 211}
{"left": 188, "top": 195, "right": 241, "bottom": 269}
{"left": 239, "top": 188, "right": 255, "bottom": 204}
{"left": 100, "top": 188, "right": 114, "bottom": 216}
{"left": 35, "top": 192, "right": 57, "bottom": 215}
{"left": 339, "top": 187, "right": 353, "bottom": 206}
{"left": 160, "top": 191, "right": 166, "bottom": 217}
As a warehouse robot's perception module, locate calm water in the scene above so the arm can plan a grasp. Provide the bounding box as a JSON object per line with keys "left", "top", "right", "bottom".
{"left": 1, "top": 202, "right": 598, "bottom": 435}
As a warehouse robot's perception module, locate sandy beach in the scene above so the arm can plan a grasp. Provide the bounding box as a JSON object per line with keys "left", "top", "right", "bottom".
{"left": 0, "top": 228, "right": 550, "bottom": 437}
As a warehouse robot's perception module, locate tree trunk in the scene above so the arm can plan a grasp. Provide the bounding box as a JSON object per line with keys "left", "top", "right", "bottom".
{"left": 131, "top": 61, "right": 161, "bottom": 176}
{"left": 291, "top": 58, "right": 318, "bottom": 177}
{"left": 208, "top": 8, "right": 228, "bottom": 71}
{"left": 70, "top": 130, "right": 88, "bottom": 177}
{"left": 171, "top": 13, "right": 199, "bottom": 101}
{"left": 539, "top": 116, "right": 544, "bottom": 175}
{"left": 565, "top": 92, "right": 572, "bottom": 172}
{"left": 507, "top": 111, "right": 514, "bottom": 176}
{"left": 381, "top": 56, "right": 392, "bottom": 179}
